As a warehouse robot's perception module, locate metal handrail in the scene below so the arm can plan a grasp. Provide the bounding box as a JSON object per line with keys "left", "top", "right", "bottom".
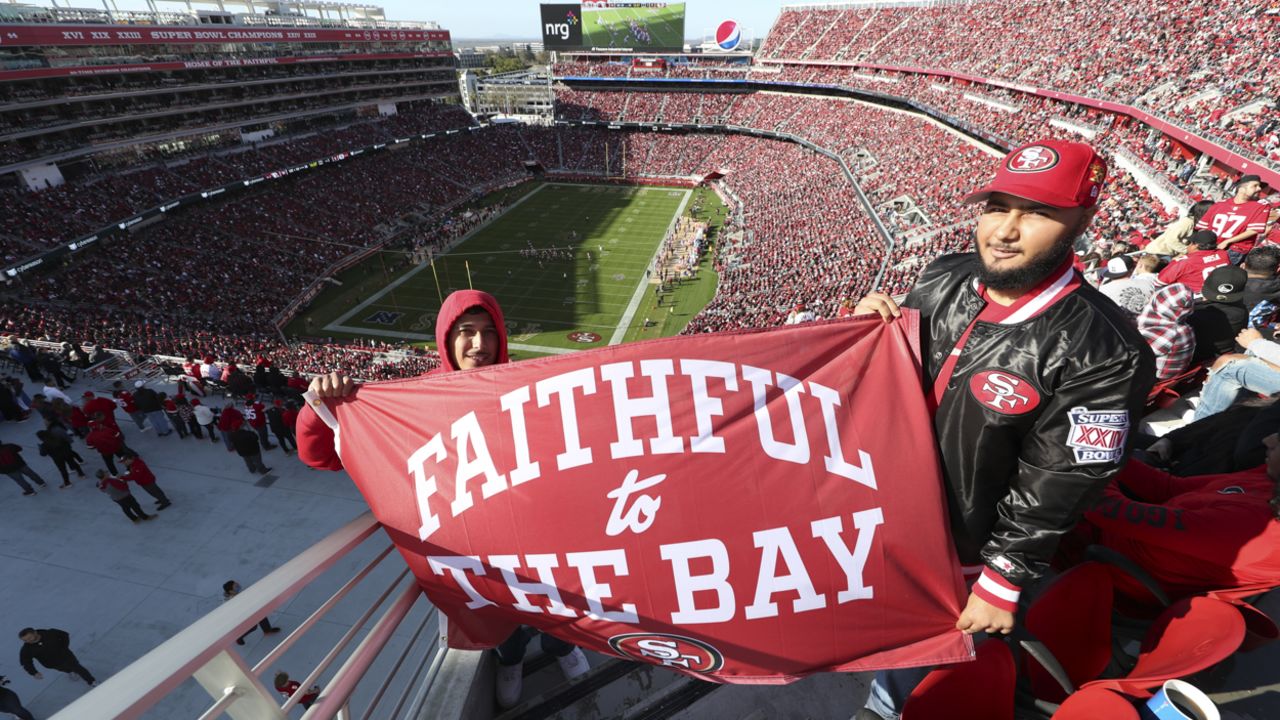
{"left": 48, "top": 509, "right": 424, "bottom": 717}
{"left": 283, "top": 568, "right": 412, "bottom": 714}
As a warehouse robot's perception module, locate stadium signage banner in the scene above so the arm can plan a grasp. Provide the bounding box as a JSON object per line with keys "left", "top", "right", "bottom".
{"left": 0, "top": 24, "right": 449, "bottom": 47}
{"left": 0, "top": 52, "right": 452, "bottom": 81}
{"left": 540, "top": 4, "right": 585, "bottom": 48}
{"left": 310, "top": 314, "right": 972, "bottom": 682}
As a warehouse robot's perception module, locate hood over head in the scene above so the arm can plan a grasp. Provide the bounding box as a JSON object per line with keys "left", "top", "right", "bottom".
{"left": 434, "top": 289, "right": 509, "bottom": 373}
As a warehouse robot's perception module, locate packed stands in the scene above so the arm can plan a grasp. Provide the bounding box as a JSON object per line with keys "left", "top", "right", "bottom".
{"left": 755, "top": 1, "right": 1279, "bottom": 165}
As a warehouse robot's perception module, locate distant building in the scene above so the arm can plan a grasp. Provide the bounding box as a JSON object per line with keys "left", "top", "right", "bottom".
{"left": 454, "top": 48, "right": 488, "bottom": 69}
{"left": 459, "top": 68, "right": 553, "bottom": 120}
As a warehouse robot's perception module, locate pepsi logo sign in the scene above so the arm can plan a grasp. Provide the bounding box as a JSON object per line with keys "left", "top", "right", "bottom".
{"left": 968, "top": 370, "right": 1041, "bottom": 415}
{"left": 609, "top": 633, "right": 725, "bottom": 672}
{"left": 715, "top": 20, "right": 741, "bottom": 51}
{"left": 1006, "top": 145, "right": 1059, "bottom": 173}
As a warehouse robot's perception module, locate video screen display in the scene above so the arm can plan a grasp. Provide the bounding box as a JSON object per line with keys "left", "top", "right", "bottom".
{"left": 542, "top": 2, "right": 685, "bottom": 51}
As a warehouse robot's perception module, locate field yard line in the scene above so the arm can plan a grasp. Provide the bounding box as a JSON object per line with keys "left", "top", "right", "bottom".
{"left": 609, "top": 188, "right": 691, "bottom": 345}
{"left": 325, "top": 183, "right": 550, "bottom": 332}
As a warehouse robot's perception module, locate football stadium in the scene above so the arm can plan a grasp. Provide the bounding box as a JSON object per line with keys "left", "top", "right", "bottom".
{"left": 2, "top": 0, "right": 1279, "bottom": 718}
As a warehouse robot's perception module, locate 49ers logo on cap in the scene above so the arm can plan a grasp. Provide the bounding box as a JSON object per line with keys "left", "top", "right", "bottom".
{"left": 1006, "top": 146, "right": 1060, "bottom": 173}
{"left": 609, "top": 633, "right": 724, "bottom": 673}
{"left": 969, "top": 370, "right": 1041, "bottom": 415}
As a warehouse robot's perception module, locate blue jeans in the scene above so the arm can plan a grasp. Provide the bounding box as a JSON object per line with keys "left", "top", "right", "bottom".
{"left": 495, "top": 626, "right": 575, "bottom": 667}
{"left": 145, "top": 410, "right": 173, "bottom": 434}
{"left": 865, "top": 666, "right": 934, "bottom": 719}
{"left": 1193, "top": 358, "right": 1280, "bottom": 420}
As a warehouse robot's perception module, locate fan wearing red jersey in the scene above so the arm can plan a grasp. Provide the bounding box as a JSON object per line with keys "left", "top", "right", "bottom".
{"left": 1155, "top": 230, "right": 1232, "bottom": 296}
{"left": 1198, "top": 174, "right": 1271, "bottom": 262}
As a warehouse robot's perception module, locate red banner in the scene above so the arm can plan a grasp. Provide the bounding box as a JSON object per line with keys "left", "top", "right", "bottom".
{"left": 312, "top": 313, "right": 971, "bottom": 682}
{"left": 0, "top": 24, "right": 450, "bottom": 47}
{"left": 0, "top": 51, "right": 453, "bottom": 82}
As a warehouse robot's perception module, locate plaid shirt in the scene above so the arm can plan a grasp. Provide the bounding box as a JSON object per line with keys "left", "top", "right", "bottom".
{"left": 1138, "top": 283, "right": 1197, "bottom": 380}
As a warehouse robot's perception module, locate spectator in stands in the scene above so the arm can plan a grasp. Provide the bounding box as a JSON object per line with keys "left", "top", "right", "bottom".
{"left": 1100, "top": 254, "right": 1162, "bottom": 316}
{"left": 217, "top": 405, "right": 243, "bottom": 453}
{"left": 230, "top": 421, "right": 271, "bottom": 476}
{"left": 96, "top": 469, "right": 152, "bottom": 524}
{"left": 86, "top": 421, "right": 130, "bottom": 475}
{"left": 37, "top": 352, "right": 73, "bottom": 390}
{"left": 244, "top": 394, "right": 275, "bottom": 451}
{"left": 7, "top": 341, "right": 42, "bottom": 383}
{"left": 222, "top": 580, "right": 282, "bottom": 645}
{"left": 851, "top": 141, "right": 1154, "bottom": 720}
{"left": 1156, "top": 231, "right": 1231, "bottom": 296}
{"left": 112, "top": 381, "right": 146, "bottom": 432}
{"left": 18, "top": 627, "right": 95, "bottom": 686}
{"left": 1193, "top": 327, "right": 1280, "bottom": 420}
{"left": 121, "top": 449, "right": 170, "bottom": 511}
{"left": 0, "top": 442, "right": 48, "bottom": 496}
{"left": 36, "top": 429, "right": 83, "bottom": 488}
{"left": 1081, "top": 436, "right": 1280, "bottom": 598}
{"left": 299, "top": 290, "right": 591, "bottom": 710}
{"left": 1243, "top": 246, "right": 1280, "bottom": 312}
{"left": 1147, "top": 200, "right": 1213, "bottom": 257}
{"left": 132, "top": 381, "right": 173, "bottom": 436}
{"left": 0, "top": 674, "right": 34, "bottom": 720}
{"left": 273, "top": 671, "right": 320, "bottom": 709}
{"left": 266, "top": 400, "right": 294, "bottom": 454}
{"left": 1188, "top": 266, "right": 1249, "bottom": 363}
{"left": 1140, "top": 398, "right": 1280, "bottom": 477}
{"left": 193, "top": 399, "right": 219, "bottom": 444}
{"left": 1198, "top": 175, "right": 1271, "bottom": 264}
{"left": 1138, "top": 284, "right": 1197, "bottom": 381}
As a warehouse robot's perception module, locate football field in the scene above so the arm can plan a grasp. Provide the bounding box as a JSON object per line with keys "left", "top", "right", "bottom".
{"left": 583, "top": 3, "right": 685, "bottom": 49}
{"left": 321, "top": 183, "right": 692, "bottom": 354}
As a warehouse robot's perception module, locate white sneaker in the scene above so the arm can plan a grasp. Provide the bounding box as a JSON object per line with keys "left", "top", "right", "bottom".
{"left": 557, "top": 647, "right": 590, "bottom": 680}
{"left": 496, "top": 661, "right": 523, "bottom": 709}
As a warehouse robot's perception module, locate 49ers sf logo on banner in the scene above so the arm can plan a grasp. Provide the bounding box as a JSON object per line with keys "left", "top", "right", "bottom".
{"left": 311, "top": 312, "right": 970, "bottom": 683}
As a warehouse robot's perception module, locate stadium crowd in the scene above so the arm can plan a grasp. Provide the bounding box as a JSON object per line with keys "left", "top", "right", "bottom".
{"left": 753, "top": 1, "right": 1278, "bottom": 164}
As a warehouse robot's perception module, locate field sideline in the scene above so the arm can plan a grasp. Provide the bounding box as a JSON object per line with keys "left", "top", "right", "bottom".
{"left": 316, "top": 182, "right": 696, "bottom": 355}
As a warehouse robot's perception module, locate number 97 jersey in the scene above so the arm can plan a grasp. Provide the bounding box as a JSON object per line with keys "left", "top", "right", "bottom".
{"left": 1197, "top": 199, "right": 1270, "bottom": 255}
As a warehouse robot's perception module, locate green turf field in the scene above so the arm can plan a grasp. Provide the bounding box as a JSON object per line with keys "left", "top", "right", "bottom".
{"left": 583, "top": 2, "right": 685, "bottom": 50}
{"left": 315, "top": 183, "right": 695, "bottom": 354}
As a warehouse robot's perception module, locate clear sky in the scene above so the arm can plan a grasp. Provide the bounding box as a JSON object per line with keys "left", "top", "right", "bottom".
{"left": 84, "top": 0, "right": 790, "bottom": 42}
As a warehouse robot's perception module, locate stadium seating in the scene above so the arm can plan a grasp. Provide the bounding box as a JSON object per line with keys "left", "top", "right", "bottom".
{"left": 752, "top": 1, "right": 1278, "bottom": 164}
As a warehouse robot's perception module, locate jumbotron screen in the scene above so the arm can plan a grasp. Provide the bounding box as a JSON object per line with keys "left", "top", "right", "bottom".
{"left": 541, "top": 2, "right": 685, "bottom": 51}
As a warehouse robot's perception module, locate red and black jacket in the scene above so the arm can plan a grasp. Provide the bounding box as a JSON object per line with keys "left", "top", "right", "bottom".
{"left": 903, "top": 253, "right": 1156, "bottom": 609}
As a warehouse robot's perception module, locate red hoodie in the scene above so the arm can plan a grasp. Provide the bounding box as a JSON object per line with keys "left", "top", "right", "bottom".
{"left": 86, "top": 424, "right": 124, "bottom": 456}
{"left": 297, "top": 289, "right": 508, "bottom": 472}
{"left": 218, "top": 405, "right": 244, "bottom": 432}
{"left": 124, "top": 456, "right": 157, "bottom": 486}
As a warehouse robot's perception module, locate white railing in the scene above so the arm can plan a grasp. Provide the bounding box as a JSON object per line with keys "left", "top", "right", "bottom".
{"left": 51, "top": 512, "right": 450, "bottom": 720}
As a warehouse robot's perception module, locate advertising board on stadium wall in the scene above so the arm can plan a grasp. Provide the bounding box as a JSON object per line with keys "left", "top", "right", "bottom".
{"left": 0, "top": 24, "right": 450, "bottom": 47}
{"left": 0, "top": 52, "right": 453, "bottom": 82}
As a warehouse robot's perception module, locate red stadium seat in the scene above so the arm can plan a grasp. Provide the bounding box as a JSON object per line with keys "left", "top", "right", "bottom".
{"left": 1084, "top": 596, "right": 1246, "bottom": 698}
{"left": 900, "top": 640, "right": 1016, "bottom": 720}
{"left": 1020, "top": 563, "right": 1116, "bottom": 703}
{"left": 1051, "top": 686, "right": 1139, "bottom": 719}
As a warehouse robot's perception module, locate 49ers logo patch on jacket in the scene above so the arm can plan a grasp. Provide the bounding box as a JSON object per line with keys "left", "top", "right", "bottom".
{"left": 968, "top": 370, "right": 1041, "bottom": 415}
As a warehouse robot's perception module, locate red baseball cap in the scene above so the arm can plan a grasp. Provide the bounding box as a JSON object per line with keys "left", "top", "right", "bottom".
{"left": 964, "top": 140, "right": 1108, "bottom": 209}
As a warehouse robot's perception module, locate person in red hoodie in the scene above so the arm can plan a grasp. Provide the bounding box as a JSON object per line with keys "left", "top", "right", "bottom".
{"left": 297, "top": 290, "right": 589, "bottom": 709}
{"left": 217, "top": 404, "right": 244, "bottom": 453}
{"left": 272, "top": 671, "right": 320, "bottom": 709}
{"left": 86, "top": 421, "right": 131, "bottom": 475}
{"left": 82, "top": 392, "right": 121, "bottom": 431}
{"left": 121, "top": 450, "right": 170, "bottom": 510}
